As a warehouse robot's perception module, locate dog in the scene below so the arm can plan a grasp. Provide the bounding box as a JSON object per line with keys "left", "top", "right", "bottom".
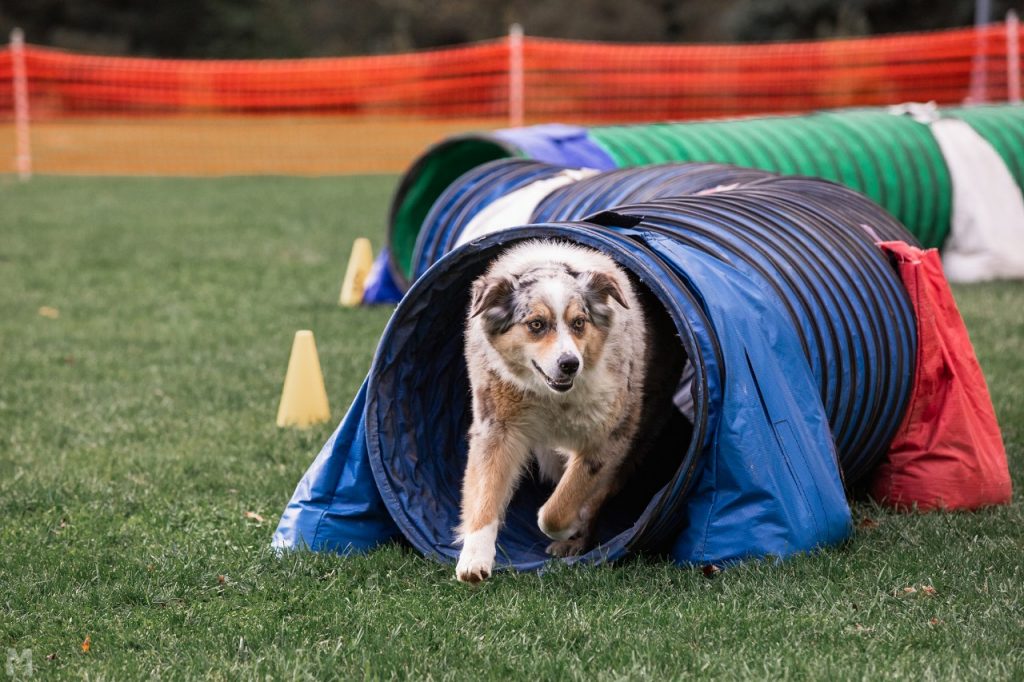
{"left": 455, "top": 239, "right": 665, "bottom": 583}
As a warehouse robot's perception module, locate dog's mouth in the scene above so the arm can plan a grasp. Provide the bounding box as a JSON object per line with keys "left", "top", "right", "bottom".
{"left": 531, "top": 361, "right": 575, "bottom": 393}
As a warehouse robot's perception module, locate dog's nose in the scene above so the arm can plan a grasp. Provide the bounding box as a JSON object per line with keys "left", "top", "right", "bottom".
{"left": 558, "top": 353, "right": 580, "bottom": 375}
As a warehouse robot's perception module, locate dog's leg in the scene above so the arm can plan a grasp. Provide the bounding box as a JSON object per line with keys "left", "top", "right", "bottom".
{"left": 537, "top": 452, "right": 603, "bottom": 541}
{"left": 538, "top": 438, "right": 632, "bottom": 557}
{"left": 456, "top": 431, "right": 529, "bottom": 583}
{"left": 544, "top": 462, "right": 624, "bottom": 556}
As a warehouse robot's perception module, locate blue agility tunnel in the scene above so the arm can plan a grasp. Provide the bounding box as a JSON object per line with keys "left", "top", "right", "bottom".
{"left": 275, "top": 170, "right": 918, "bottom": 571}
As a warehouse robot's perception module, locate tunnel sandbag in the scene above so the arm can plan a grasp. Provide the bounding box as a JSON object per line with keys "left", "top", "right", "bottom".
{"left": 388, "top": 125, "right": 617, "bottom": 288}
{"left": 946, "top": 105, "right": 1024, "bottom": 190}
{"left": 925, "top": 112, "right": 1024, "bottom": 281}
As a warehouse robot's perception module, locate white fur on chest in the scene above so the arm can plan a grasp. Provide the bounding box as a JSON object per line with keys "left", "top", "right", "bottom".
{"left": 518, "top": 370, "right": 628, "bottom": 448}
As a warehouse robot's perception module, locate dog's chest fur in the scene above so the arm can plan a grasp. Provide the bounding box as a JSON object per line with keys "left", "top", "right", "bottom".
{"left": 477, "top": 366, "right": 634, "bottom": 449}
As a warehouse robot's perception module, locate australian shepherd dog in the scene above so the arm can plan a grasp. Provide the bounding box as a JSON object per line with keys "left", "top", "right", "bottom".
{"left": 456, "top": 239, "right": 673, "bottom": 583}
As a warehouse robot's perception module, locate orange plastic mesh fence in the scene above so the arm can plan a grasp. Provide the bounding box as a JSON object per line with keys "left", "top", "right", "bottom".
{"left": 523, "top": 25, "right": 1015, "bottom": 119}
{"left": 0, "top": 24, "right": 1020, "bottom": 175}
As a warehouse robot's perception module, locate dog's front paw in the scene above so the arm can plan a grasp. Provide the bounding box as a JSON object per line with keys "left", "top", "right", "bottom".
{"left": 537, "top": 503, "right": 580, "bottom": 542}
{"left": 546, "top": 535, "right": 588, "bottom": 558}
{"left": 455, "top": 549, "right": 493, "bottom": 584}
{"left": 455, "top": 522, "right": 498, "bottom": 584}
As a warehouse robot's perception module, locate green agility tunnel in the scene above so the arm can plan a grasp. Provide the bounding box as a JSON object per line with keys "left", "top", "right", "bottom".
{"left": 383, "top": 104, "right": 1024, "bottom": 292}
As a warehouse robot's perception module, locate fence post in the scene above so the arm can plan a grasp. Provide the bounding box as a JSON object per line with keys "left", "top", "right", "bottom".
{"left": 966, "top": 0, "right": 991, "bottom": 103}
{"left": 508, "top": 23, "right": 524, "bottom": 128}
{"left": 10, "top": 28, "right": 31, "bottom": 180}
{"left": 1008, "top": 10, "right": 1021, "bottom": 103}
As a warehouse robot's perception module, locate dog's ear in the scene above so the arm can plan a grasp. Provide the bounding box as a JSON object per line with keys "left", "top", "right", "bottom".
{"left": 470, "top": 275, "right": 512, "bottom": 317}
{"left": 470, "top": 275, "right": 517, "bottom": 334}
{"left": 581, "top": 271, "right": 628, "bottom": 309}
{"left": 580, "top": 270, "right": 628, "bottom": 330}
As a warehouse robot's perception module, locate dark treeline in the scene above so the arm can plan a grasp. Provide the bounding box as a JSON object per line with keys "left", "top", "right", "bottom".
{"left": 0, "top": 0, "right": 1017, "bottom": 58}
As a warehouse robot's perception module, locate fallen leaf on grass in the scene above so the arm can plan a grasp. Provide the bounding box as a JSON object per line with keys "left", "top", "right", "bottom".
{"left": 701, "top": 564, "right": 720, "bottom": 578}
{"left": 46, "top": 653, "right": 58, "bottom": 661}
{"left": 929, "top": 618, "right": 943, "bottom": 626}
{"left": 218, "top": 574, "right": 227, "bottom": 585}
{"left": 81, "top": 635, "right": 91, "bottom": 653}
{"left": 857, "top": 518, "right": 879, "bottom": 529}
{"left": 895, "top": 585, "right": 937, "bottom": 597}
{"left": 244, "top": 511, "right": 265, "bottom": 524}
{"left": 38, "top": 306, "right": 60, "bottom": 319}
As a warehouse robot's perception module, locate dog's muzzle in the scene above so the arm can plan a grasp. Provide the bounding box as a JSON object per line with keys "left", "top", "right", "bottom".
{"left": 532, "top": 360, "right": 576, "bottom": 393}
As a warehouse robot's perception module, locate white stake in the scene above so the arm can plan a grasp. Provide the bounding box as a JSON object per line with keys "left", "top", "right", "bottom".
{"left": 1008, "top": 10, "right": 1020, "bottom": 103}
{"left": 508, "top": 23, "right": 524, "bottom": 128}
{"left": 10, "top": 28, "right": 31, "bottom": 180}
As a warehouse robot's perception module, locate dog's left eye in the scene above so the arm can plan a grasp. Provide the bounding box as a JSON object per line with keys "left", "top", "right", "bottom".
{"left": 527, "top": 319, "right": 546, "bottom": 333}
{"left": 572, "top": 317, "right": 586, "bottom": 330}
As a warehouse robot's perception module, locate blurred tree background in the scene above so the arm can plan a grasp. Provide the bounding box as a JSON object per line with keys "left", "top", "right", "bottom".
{"left": 0, "top": 0, "right": 1019, "bottom": 57}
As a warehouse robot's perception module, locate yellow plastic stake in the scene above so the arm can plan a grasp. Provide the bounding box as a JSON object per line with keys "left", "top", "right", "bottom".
{"left": 339, "top": 237, "right": 374, "bottom": 307}
{"left": 276, "top": 330, "right": 331, "bottom": 428}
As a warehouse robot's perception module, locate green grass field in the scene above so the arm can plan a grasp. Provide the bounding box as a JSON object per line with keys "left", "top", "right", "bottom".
{"left": 1, "top": 176, "right": 1022, "bottom": 680}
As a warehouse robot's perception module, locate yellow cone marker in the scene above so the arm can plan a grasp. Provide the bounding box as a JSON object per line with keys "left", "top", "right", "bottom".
{"left": 276, "top": 330, "right": 331, "bottom": 428}
{"left": 339, "top": 237, "right": 374, "bottom": 307}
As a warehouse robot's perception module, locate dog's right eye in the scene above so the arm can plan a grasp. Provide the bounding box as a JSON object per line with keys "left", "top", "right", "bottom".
{"left": 527, "top": 319, "right": 546, "bottom": 333}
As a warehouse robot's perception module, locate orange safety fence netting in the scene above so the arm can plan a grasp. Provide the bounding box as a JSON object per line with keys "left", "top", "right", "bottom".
{"left": 0, "top": 23, "right": 1020, "bottom": 175}
{"left": 523, "top": 25, "right": 1016, "bottom": 119}
{"left": 15, "top": 40, "right": 511, "bottom": 117}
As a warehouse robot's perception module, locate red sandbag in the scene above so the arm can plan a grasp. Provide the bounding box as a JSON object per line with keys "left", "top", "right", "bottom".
{"left": 871, "top": 242, "right": 1012, "bottom": 511}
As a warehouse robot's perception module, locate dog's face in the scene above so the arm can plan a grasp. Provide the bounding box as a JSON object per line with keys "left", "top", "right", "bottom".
{"left": 470, "top": 263, "right": 627, "bottom": 394}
